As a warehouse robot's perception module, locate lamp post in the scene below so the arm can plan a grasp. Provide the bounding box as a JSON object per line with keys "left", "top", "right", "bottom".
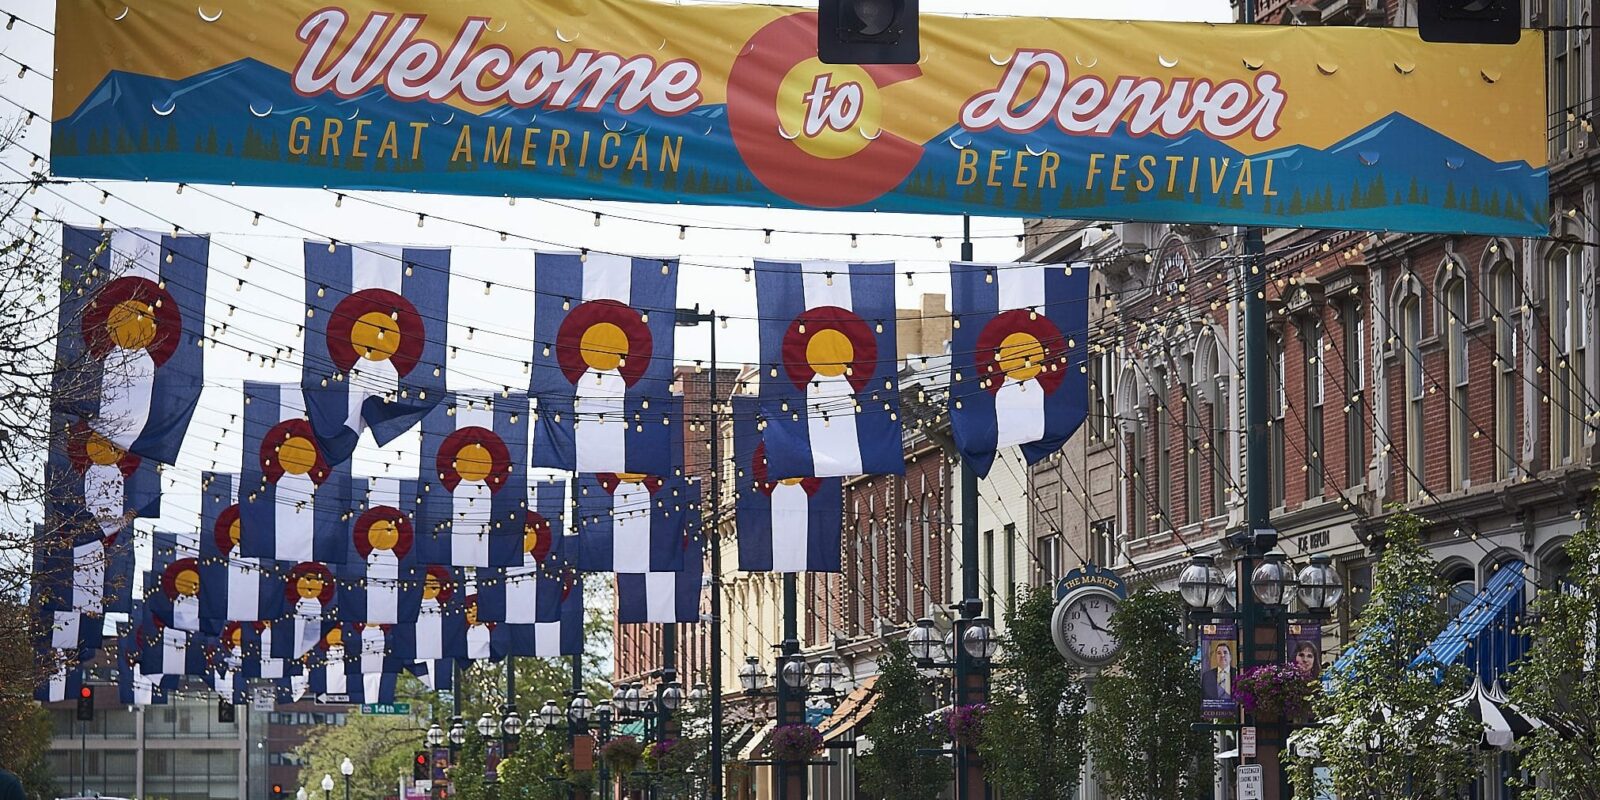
{"left": 909, "top": 613, "right": 998, "bottom": 798}
{"left": 339, "top": 758, "right": 353, "bottom": 800}
{"left": 1180, "top": 552, "right": 1343, "bottom": 798}
{"left": 296, "top": 788, "right": 307, "bottom": 800}
{"left": 425, "top": 721, "right": 445, "bottom": 749}
{"left": 501, "top": 706, "right": 524, "bottom": 756}
{"left": 320, "top": 773, "right": 334, "bottom": 800}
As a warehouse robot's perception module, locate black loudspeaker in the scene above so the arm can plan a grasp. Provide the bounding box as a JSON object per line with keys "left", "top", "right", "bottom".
{"left": 818, "top": 0, "right": 919, "bottom": 65}
{"left": 1418, "top": 0, "right": 1521, "bottom": 44}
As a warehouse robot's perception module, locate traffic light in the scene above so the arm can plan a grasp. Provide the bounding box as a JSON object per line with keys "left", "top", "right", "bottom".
{"left": 75, "top": 685, "right": 94, "bottom": 721}
{"left": 1418, "top": 0, "right": 1521, "bottom": 44}
{"left": 218, "top": 699, "right": 236, "bottom": 724}
{"left": 818, "top": 0, "right": 919, "bottom": 65}
{"left": 271, "top": 784, "right": 285, "bottom": 799}
{"left": 413, "top": 751, "right": 429, "bottom": 781}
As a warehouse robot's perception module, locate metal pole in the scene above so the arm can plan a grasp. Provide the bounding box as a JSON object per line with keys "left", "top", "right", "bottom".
{"left": 956, "top": 216, "right": 987, "bottom": 800}
{"left": 707, "top": 310, "right": 726, "bottom": 800}
{"left": 344, "top": 774, "right": 351, "bottom": 800}
{"left": 775, "top": 573, "right": 803, "bottom": 800}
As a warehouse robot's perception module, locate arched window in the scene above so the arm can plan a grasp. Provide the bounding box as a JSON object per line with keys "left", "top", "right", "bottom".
{"left": 1443, "top": 273, "right": 1471, "bottom": 490}
{"left": 1400, "top": 292, "right": 1426, "bottom": 499}
{"left": 1182, "top": 354, "right": 1201, "bottom": 525}
{"left": 1489, "top": 259, "right": 1519, "bottom": 480}
{"left": 1548, "top": 245, "right": 1587, "bottom": 465}
{"left": 1441, "top": 563, "right": 1477, "bottom": 618}
{"left": 1153, "top": 365, "right": 1173, "bottom": 524}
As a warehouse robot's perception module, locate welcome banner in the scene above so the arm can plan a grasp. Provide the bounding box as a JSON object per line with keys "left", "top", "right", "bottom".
{"left": 52, "top": 0, "right": 1547, "bottom": 235}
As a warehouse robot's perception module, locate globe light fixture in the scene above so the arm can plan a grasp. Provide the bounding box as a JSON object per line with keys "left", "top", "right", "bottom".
{"left": 502, "top": 709, "right": 524, "bottom": 737}
{"left": 907, "top": 617, "right": 940, "bottom": 663}
{"left": 811, "top": 656, "right": 845, "bottom": 694}
{"left": 660, "top": 681, "right": 685, "bottom": 713}
{"left": 425, "top": 722, "right": 445, "bottom": 747}
{"left": 780, "top": 655, "right": 811, "bottom": 689}
{"left": 738, "top": 655, "right": 764, "bottom": 692}
{"left": 340, "top": 758, "right": 353, "bottom": 777}
{"left": 568, "top": 692, "right": 593, "bottom": 724}
{"left": 537, "top": 699, "right": 563, "bottom": 730}
{"left": 1250, "top": 552, "right": 1298, "bottom": 608}
{"left": 593, "top": 700, "right": 614, "bottom": 726}
{"left": 962, "top": 617, "right": 999, "bottom": 662}
{"left": 476, "top": 711, "right": 499, "bottom": 738}
{"left": 447, "top": 717, "right": 467, "bottom": 746}
{"left": 321, "top": 774, "right": 334, "bottom": 793}
{"left": 1178, "top": 555, "right": 1229, "bottom": 610}
{"left": 1295, "top": 554, "right": 1344, "bottom": 612}
{"left": 687, "top": 682, "right": 710, "bottom": 707}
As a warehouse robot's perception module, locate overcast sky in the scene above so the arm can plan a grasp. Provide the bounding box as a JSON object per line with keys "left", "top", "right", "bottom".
{"left": 1, "top": 0, "right": 1230, "bottom": 583}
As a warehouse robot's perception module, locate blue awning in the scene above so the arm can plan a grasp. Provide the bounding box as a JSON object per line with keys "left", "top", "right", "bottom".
{"left": 1328, "top": 619, "right": 1392, "bottom": 684}
{"left": 1412, "top": 561, "right": 1528, "bottom": 684}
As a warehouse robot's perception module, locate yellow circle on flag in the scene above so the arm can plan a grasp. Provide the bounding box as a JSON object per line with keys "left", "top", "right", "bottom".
{"left": 173, "top": 568, "right": 200, "bottom": 597}
{"left": 806, "top": 329, "right": 853, "bottom": 378}
{"left": 278, "top": 436, "right": 318, "bottom": 475}
{"left": 352, "top": 311, "right": 400, "bottom": 361}
{"left": 368, "top": 518, "right": 400, "bottom": 551}
{"left": 84, "top": 432, "right": 125, "bottom": 466}
{"left": 997, "top": 332, "right": 1046, "bottom": 382}
{"left": 454, "top": 443, "right": 494, "bottom": 483}
{"left": 580, "top": 322, "right": 628, "bottom": 372}
{"left": 107, "top": 299, "right": 158, "bottom": 350}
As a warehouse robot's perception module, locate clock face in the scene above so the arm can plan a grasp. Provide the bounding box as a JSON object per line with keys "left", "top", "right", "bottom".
{"left": 1053, "top": 588, "right": 1122, "bottom": 666}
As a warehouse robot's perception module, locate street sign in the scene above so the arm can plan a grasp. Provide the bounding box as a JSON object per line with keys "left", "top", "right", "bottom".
{"left": 362, "top": 703, "right": 413, "bottom": 715}
{"left": 1241, "top": 726, "right": 1257, "bottom": 758}
{"left": 315, "top": 693, "right": 351, "bottom": 705}
{"left": 251, "top": 687, "right": 275, "bottom": 712}
{"left": 1237, "top": 764, "right": 1264, "bottom": 800}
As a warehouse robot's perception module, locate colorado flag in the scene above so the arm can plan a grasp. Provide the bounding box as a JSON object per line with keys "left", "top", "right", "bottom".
{"left": 616, "top": 531, "right": 703, "bottom": 625}
{"left": 58, "top": 226, "right": 207, "bottom": 464}
{"left": 198, "top": 473, "right": 285, "bottom": 633}
{"left": 574, "top": 473, "right": 691, "bottom": 573}
{"left": 732, "top": 398, "right": 842, "bottom": 573}
{"left": 530, "top": 252, "right": 678, "bottom": 476}
{"left": 416, "top": 393, "right": 529, "bottom": 567}
{"left": 949, "top": 262, "right": 1090, "bottom": 477}
{"left": 342, "top": 477, "right": 422, "bottom": 624}
{"left": 478, "top": 480, "right": 564, "bottom": 623}
{"left": 302, "top": 242, "right": 449, "bottom": 463}
{"left": 756, "top": 260, "right": 902, "bottom": 477}
{"left": 238, "top": 382, "right": 354, "bottom": 563}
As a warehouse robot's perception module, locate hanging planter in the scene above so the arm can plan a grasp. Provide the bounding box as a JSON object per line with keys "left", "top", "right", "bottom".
{"left": 769, "top": 724, "right": 824, "bottom": 762}
{"left": 599, "top": 735, "right": 645, "bottom": 775}
{"left": 1234, "top": 663, "right": 1318, "bottom": 721}
{"left": 944, "top": 703, "right": 991, "bottom": 748}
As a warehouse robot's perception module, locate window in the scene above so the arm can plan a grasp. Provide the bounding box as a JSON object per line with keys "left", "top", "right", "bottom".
{"left": 900, "top": 506, "right": 914, "bottom": 621}
{"left": 851, "top": 530, "right": 866, "bottom": 634}
{"left": 1091, "top": 517, "right": 1116, "bottom": 566}
{"left": 983, "top": 528, "right": 996, "bottom": 618}
{"left": 1442, "top": 564, "right": 1477, "bottom": 618}
{"left": 1550, "top": 0, "right": 1586, "bottom": 158}
{"left": 1089, "top": 346, "right": 1116, "bottom": 442}
{"left": 1211, "top": 371, "right": 1229, "bottom": 517}
{"left": 1401, "top": 294, "right": 1425, "bottom": 499}
{"left": 1269, "top": 335, "right": 1286, "bottom": 508}
{"left": 1549, "top": 245, "right": 1588, "bottom": 465}
{"left": 1491, "top": 262, "right": 1519, "bottom": 480}
{"left": 1154, "top": 367, "right": 1173, "bottom": 524}
{"left": 1004, "top": 523, "right": 1017, "bottom": 614}
{"left": 1303, "top": 316, "right": 1325, "bottom": 499}
{"left": 1183, "top": 357, "right": 1202, "bottom": 524}
{"left": 868, "top": 518, "right": 881, "bottom": 626}
{"left": 919, "top": 497, "right": 932, "bottom": 615}
{"left": 1444, "top": 274, "right": 1471, "bottom": 490}
{"left": 1342, "top": 301, "right": 1367, "bottom": 488}
{"left": 1037, "top": 531, "right": 1064, "bottom": 586}
{"left": 1131, "top": 393, "right": 1149, "bottom": 539}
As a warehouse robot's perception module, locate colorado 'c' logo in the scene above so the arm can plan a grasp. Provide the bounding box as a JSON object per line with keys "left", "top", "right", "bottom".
{"left": 160, "top": 557, "right": 201, "bottom": 600}
{"left": 286, "top": 562, "right": 336, "bottom": 605}
{"left": 213, "top": 503, "right": 242, "bottom": 556}
{"left": 421, "top": 565, "right": 455, "bottom": 603}
{"left": 260, "top": 418, "right": 331, "bottom": 484}
{"left": 554, "top": 299, "right": 653, "bottom": 386}
{"left": 354, "top": 504, "right": 414, "bottom": 559}
{"left": 752, "top": 441, "right": 821, "bottom": 496}
{"left": 66, "top": 421, "right": 142, "bottom": 477}
{"left": 523, "top": 510, "right": 553, "bottom": 562}
{"left": 780, "top": 306, "right": 878, "bottom": 391}
{"left": 325, "top": 288, "right": 426, "bottom": 375}
{"left": 435, "top": 426, "right": 512, "bottom": 492}
{"left": 596, "top": 473, "right": 664, "bottom": 494}
{"left": 83, "top": 275, "right": 182, "bottom": 365}
{"left": 975, "top": 310, "right": 1068, "bottom": 395}
{"left": 728, "top": 12, "right": 923, "bottom": 207}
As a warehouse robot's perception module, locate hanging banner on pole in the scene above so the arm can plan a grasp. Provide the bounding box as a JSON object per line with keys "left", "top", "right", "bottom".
{"left": 1199, "top": 622, "right": 1239, "bottom": 720}
{"left": 52, "top": 0, "right": 1546, "bottom": 235}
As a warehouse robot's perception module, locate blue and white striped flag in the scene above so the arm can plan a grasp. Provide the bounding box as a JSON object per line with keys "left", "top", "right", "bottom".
{"left": 416, "top": 393, "right": 530, "bottom": 567}
{"left": 505, "top": 571, "right": 585, "bottom": 657}
{"left": 732, "top": 398, "right": 842, "bottom": 573}
{"left": 391, "top": 566, "right": 466, "bottom": 662}
{"left": 949, "top": 261, "right": 1090, "bottom": 477}
{"left": 755, "top": 260, "right": 902, "bottom": 477}
{"left": 342, "top": 478, "right": 423, "bottom": 624}
{"left": 58, "top": 226, "right": 207, "bottom": 464}
{"left": 198, "top": 473, "right": 285, "bottom": 633}
{"left": 616, "top": 534, "right": 703, "bottom": 625}
{"left": 478, "top": 480, "right": 565, "bottom": 623}
{"left": 530, "top": 252, "right": 679, "bottom": 475}
{"left": 574, "top": 473, "right": 691, "bottom": 573}
{"left": 301, "top": 242, "right": 450, "bottom": 463}
{"left": 238, "top": 381, "right": 355, "bottom": 563}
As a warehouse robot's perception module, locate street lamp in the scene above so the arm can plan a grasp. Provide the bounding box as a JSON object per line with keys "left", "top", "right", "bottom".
{"left": 780, "top": 655, "right": 811, "bottom": 690}
{"left": 1178, "top": 555, "right": 1229, "bottom": 611}
{"left": 687, "top": 681, "right": 709, "bottom": 708}
{"left": 738, "top": 656, "right": 765, "bottom": 692}
{"left": 320, "top": 773, "right": 334, "bottom": 800}
{"left": 424, "top": 722, "right": 444, "bottom": 748}
{"left": 962, "top": 617, "right": 999, "bottom": 662}
{"left": 1295, "top": 554, "right": 1344, "bottom": 612}
{"left": 908, "top": 617, "right": 941, "bottom": 664}
{"left": 659, "top": 681, "right": 685, "bottom": 713}
{"left": 476, "top": 712, "right": 499, "bottom": 739}
{"left": 1250, "top": 552, "right": 1298, "bottom": 607}
{"left": 339, "top": 758, "right": 353, "bottom": 800}
{"left": 447, "top": 717, "right": 467, "bottom": 750}
{"left": 537, "top": 699, "right": 563, "bottom": 732}
{"left": 568, "top": 692, "right": 593, "bottom": 726}
{"left": 811, "top": 656, "right": 846, "bottom": 695}
{"left": 296, "top": 788, "right": 306, "bottom": 800}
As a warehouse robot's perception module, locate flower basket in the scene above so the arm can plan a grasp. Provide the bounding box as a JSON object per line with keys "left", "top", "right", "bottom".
{"left": 599, "top": 735, "right": 644, "bottom": 775}
{"left": 1234, "top": 663, "right": 1318, "bottom": 721}
{"left": 643, "top": 737, "right": 689, "bottom": 773}
{"left": 769, "top": 724, "right": 824, "bottom": 762}
{"left": 944, "top": 703, "right": 990, "bottom": 748}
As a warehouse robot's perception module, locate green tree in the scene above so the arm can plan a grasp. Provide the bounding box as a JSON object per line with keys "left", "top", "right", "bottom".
{"left": 858, "top": 638, "right": 945, "bottom": 800}
{"left": 979, "top": 587, "right": 1086, "bottom": 799}
{"left": 1085, "top": 590, "right": 1211, "bottom": 800}
{"left": 1286, "top": 511, "right": 1477, "bottom": 798}
{"left": 1508, "top": 503, "right": 1600, "bottom": 799}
